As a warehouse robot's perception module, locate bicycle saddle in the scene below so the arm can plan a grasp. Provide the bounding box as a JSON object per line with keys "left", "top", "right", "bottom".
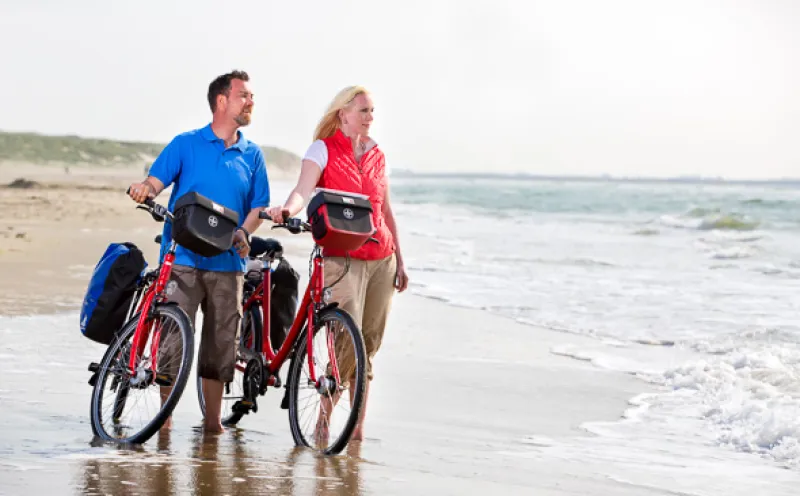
{"left": 249, "top": 236, "right": 283, "bottom": 258}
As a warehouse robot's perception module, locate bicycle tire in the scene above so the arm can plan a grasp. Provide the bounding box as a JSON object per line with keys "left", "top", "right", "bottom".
{"left": 197, "top": 304, "right": 262, "bottom": 426}
{"left": 90, "top": 304, "right": 194, "bottom": 444}
{"left": 287, "top": 306, "right": 367, "bottom": 455}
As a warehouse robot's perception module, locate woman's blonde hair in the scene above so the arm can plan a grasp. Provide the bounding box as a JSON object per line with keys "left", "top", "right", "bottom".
{"left": 313, "top": 85, "right": 370, "bottom": 141}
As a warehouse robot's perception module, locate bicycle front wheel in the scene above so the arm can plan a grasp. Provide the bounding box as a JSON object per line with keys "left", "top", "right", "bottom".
{"left": 287, "top": 306, "right": 367, "bottom": 455}
{"left": 90, "top": 304, "right": 194, "bottom": 444}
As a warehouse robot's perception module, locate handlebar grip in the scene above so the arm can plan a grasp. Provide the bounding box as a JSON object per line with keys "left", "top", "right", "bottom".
{"left": 126, "top": 186, "right": 156, "bottom": 207}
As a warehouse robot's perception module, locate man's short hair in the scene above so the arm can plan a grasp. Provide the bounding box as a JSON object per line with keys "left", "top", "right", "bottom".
{"left": 207, "top": 70, "right": 250, "bottom": 112}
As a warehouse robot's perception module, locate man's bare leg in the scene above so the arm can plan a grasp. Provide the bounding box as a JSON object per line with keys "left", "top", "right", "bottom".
{"left": 202, "top": 378, "right": 225, "bottom": 433}
{"left": 160, "top": 386, "right": 173, "bottom": 430}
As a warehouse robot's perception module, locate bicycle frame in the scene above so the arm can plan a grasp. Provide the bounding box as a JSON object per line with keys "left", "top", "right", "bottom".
{"left": 126, "top": 241, "right": 178, "bottom": 377}
{"left": 242, "top": 248, "right": 337, "bottom": 386}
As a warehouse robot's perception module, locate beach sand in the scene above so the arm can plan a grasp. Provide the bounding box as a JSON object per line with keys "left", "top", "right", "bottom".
{"left": 0, "top": 164, "right": 298, "bottom": 316}
{"left": 3, "top": 165, "right": 796, "bottom": 495}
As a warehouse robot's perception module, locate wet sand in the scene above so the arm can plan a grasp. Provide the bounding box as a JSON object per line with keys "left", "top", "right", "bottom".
{"left": 5, "top": 165, "right": 796, "bottom": 495}
{"left": 0, "top": 296, "right": 659, "bottom": 496}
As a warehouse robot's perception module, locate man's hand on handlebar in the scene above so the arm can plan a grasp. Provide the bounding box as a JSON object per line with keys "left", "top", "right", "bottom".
{"left": 128, "top": 181, "right": 154, "bottom": 204}
{"left": 126, "top": 186, "right": 169, "bottom": 222}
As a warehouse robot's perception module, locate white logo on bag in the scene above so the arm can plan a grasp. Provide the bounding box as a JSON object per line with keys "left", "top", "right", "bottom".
{"left": 166, "top": 280, "right": 178, "bottom": 296}
{"left": 208, "top": 215, "right": 218, "bottom": 227}
{"left": 343, "top": 208, "right": 354, "bottom": 220}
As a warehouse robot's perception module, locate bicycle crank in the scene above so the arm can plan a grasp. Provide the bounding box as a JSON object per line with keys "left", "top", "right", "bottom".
{"left": 242, "top": 359, "right": 262, "bottom": 413}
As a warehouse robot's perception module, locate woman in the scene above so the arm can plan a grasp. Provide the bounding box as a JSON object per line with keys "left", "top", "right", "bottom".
{"left": 266, "top": 86, "right": 408, "bottom": 441}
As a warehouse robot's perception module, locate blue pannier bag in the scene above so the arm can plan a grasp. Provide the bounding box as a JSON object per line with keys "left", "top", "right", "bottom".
{"left": 80, "top": 242, "right": 147, "bottom": 344}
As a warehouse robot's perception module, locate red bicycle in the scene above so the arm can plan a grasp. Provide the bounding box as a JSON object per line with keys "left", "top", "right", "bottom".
{"left": 196, "top": 213, "right": 368, "bottom": 455}
{"left": 89, "top": 197, "right": 195, "bottom": 444}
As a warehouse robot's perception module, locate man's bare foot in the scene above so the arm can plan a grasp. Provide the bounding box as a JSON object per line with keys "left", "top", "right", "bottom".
{"left": 203, "top": 421, "right": 225, "bottom": 434}
{"left": 160, "top": 416, "right": 173, "bottom": 431}
{"left": 350, "top": 426, "right": 363, "bottom": 442}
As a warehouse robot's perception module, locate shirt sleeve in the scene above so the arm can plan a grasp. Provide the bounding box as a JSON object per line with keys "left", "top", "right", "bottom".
{"left": 148, "top": 136, "right": 183, "bottom": 188}
{"left": 303, "top": 140, "right": 328, "bottom": 171}
{"left": 248, "top": 148, "right": 271, "bottom": 210}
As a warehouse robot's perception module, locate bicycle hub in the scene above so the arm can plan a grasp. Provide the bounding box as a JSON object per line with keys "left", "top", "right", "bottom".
{"left": 315, "top": 375, "right": 338, "bottom": 396}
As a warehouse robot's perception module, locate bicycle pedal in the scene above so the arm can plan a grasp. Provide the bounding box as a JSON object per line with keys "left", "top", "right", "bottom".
{"left": 154, "top": 374, "right": 173, "bottom": 387}
{"left": 280, "top": 388, "right": 290, "bottom": 410}
{"left": 232, "top": 400, "right": 255, "bottom": 415}
{"left": 88, "top": 371, "right": 99, "bottom": 387}
{"left": 88, "top": 362, "right": 99, "bottom": 373}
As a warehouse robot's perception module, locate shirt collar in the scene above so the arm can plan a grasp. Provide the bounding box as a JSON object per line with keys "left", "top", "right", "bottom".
{"left": 201, "top": 124, "right": 247, "bottom": 152}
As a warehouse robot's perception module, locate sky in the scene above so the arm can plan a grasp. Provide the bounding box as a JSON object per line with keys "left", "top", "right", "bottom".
{"left": 0, "top": 0, "right": 797, "bottom": 179}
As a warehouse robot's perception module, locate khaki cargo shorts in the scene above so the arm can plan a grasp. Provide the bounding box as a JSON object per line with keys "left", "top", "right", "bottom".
{"left": 160, "top": 265, "right": 243, "bottom": 383}
{"left": 324, "top": 254, "right": 396, "bottom": 381}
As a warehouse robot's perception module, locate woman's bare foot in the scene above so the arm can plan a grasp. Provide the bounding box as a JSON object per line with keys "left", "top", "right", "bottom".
{"left": 313, "top": 419, "right": 330, "bottom": 446}
{"left": 350, "top": 425, "right": 363, "bottom": 441}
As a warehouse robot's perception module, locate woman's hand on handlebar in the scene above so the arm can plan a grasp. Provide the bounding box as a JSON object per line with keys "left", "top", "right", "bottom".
{"left": 264, "top": 206, "right": 291, "bottom": 224}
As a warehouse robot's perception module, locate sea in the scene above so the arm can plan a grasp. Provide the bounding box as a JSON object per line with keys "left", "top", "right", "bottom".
{"left": 390, "top": 173, "right": 800, "bottom": 470}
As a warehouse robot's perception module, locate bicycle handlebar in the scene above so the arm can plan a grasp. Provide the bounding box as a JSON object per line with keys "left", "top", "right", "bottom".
{"left": 127, "top": 187, "right": 173, "bottom": 223}
{"left": 258, "top": 210, "right": 311, "bottom": 234}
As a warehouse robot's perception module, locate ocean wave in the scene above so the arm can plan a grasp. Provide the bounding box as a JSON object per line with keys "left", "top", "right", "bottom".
{"left": 658, "top": 208, "right": 760, "bottom": 232}
{"left": 661, "top": 345, "right": 800, "bottom": 466}
{"left": 702, "top": 215, "right": 760, "bottom": 231}
{"left": 488, "top": 255, "right": 617, "bottom": 268}
{"left": 709, "top": 247, "right": 755, "bottom": 260}
{"left": 632, "top": 228, "right": 660, "bottom": 236}
{"left": 560, "top": 338, "right": 800, "bottom": 468}
{"left": 741, "top": 198, "right": 797, "bottom": 209}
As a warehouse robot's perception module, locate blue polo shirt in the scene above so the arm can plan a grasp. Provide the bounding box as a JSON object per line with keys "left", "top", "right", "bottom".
{"left": 149, "top": 124, "right": 270, "bottom": 273}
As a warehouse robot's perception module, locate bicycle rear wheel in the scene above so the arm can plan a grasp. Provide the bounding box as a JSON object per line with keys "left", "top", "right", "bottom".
{"left": 90, "top": 304, "right": 194, "bottom": 444}
{"left": 287, "top": 307, "right": 367, "bottom": 455}
{"left": 197, "top": 304, "right": 262, "bottom": 426}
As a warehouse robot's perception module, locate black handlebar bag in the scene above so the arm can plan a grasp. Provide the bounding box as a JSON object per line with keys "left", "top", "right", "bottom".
{"left": 172, "top": 192, "right": 240, "bottom": 257}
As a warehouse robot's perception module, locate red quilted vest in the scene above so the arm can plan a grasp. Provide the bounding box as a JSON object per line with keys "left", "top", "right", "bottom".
{"left": 317, "top": 129, "right": 395, "bottom": 260}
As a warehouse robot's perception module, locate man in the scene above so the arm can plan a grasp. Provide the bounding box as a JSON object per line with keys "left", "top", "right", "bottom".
{"left": 128, "top": 70, "right": 270, "bottom": 433}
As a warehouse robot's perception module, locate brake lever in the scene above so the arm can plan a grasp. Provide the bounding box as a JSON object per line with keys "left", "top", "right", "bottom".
{"left": 134, "top": 194, "right": 166, "bottom": 222}
{"left": 286, "top": 218, "right": 303, "bottom": 234}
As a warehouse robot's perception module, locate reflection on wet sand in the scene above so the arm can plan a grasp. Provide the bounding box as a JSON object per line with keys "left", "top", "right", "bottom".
{"left": 77, "top": 430, "right": 365, "bottom": 496}
{"left": 80, "top": 431, "right": 176, "bottom": 495}
{"left": 310, "top": 442, "right": 364, "bottom": 496}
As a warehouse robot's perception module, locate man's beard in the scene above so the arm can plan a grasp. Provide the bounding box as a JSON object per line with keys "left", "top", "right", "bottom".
{"left": 235, "top": 111, "right": 252, "bottom": 126}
